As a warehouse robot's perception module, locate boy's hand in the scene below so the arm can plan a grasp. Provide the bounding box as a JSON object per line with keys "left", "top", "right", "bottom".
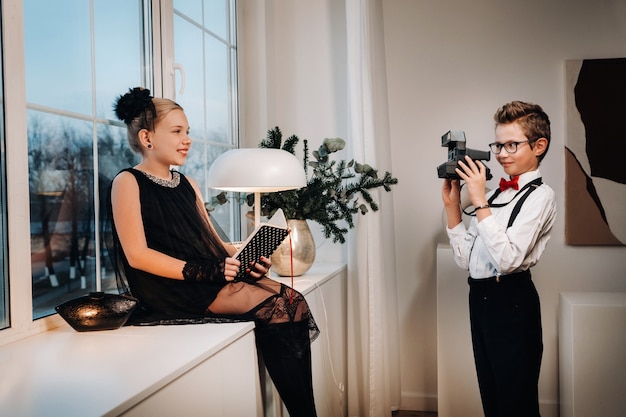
{"left": 456, "top": 155, "right": 489, "bottom": 208}
{"left": 442, "top": 177, "right": 463, "bottom": 228}
{"left": 442, "top": 177, "right": 461, "bottom": 208}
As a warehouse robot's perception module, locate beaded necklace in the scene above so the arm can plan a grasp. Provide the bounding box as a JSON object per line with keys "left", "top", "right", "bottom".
{"left": 139, "top": 170, "right": 181, "bottom": 188}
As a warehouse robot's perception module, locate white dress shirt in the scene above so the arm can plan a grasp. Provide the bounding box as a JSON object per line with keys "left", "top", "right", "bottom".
{"left": 446, "top": 169, "right": 557, "bottom": 279}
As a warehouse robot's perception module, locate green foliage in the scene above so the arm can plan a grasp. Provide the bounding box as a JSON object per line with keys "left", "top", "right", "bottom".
{"left": 252, "top": 126, "right": 398, "bottom": 244}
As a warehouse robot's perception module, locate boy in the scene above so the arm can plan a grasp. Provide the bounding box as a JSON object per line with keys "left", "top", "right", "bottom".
{"left": 442, "top": 101, "right": 556, "bottom": 417}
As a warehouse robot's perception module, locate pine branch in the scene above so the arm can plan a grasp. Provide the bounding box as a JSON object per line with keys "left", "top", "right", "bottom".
{"left": 250, "top": 128, "right": 398, "bottom": 243}
{"left": 282, "top": 134, "right": 299, "bottom": 154}
{"left": 260, "top": 126, "right": 283, "bottom": 149}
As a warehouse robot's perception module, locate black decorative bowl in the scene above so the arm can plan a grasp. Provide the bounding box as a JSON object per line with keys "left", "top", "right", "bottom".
{"left": 55, "top": 292, "right": 139, "bottom": 332}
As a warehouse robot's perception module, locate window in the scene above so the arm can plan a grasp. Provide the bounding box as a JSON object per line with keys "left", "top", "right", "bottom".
{"left": 24, "top": 0, "right": 148, "bottom": 319}
{"left": 170, "top": 0, "right": 240, "bottom": 239}
{"left": 4, "top": 0, "right": 240, "bottom": 326}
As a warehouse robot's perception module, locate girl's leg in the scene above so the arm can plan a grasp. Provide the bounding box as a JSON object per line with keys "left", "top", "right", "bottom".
{"left": 255, "top": 320, "right": 317, "bottom": 417}
{"left": 207, "top": 278, "right": 318, "bottom": 417}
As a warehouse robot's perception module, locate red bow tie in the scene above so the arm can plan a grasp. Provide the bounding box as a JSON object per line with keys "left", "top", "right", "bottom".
{"left": 499, "top": 176, "right": 519, "bottom": 191}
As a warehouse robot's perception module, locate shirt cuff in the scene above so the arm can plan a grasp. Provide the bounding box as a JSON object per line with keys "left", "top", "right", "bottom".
{"left": 446, "top": 222, "right": 466, "bottom": 239}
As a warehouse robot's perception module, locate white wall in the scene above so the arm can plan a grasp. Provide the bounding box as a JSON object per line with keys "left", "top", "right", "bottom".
{"left": 239, "top": 0, "right": 626, "bottom": 413}
{"left": 383, "top": 0, "right": 626, "bottom": 412}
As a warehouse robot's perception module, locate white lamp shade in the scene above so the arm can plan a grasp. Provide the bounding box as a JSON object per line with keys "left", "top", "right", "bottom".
{"left": 207, "top": 148, "right": 306, "bottom": 192}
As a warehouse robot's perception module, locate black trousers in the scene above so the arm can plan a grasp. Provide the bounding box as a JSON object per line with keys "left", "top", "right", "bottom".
{"left": 468, "top": 270, "right": 542, "bottom": 417}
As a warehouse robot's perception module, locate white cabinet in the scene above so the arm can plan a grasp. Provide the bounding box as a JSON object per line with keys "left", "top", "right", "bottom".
{"left": 272, "top": 263, "right": 348, "bottom": 417}
{"left": 0, "top": 263, "right": 346, "bottom": 417}
{"left": 122, "top": 330, "right": 260, "bottom": 417}
{"left": 559, "top": 292, "right": 626, "bottom": 417}
{"left": 0, "top": 322, "right": 259, "bottom": 417}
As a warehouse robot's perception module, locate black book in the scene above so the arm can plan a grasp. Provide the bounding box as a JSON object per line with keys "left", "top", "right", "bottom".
{"left": 233, "top": 209, "right": 289, "bottom": 279}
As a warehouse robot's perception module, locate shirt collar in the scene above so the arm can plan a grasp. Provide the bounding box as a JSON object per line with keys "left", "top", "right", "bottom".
{"left": 516, "top": 169, "right": 541, "bottom": 189}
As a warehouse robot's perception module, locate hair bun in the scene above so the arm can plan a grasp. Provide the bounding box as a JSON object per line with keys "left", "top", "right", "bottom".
{"left": 114, "top": 87, "right": 154, "bottom": 124}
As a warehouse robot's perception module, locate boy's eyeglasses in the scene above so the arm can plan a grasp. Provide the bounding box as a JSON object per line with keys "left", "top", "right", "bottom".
{"left": 488, "top": 140, "right": 534, "bottom": 154}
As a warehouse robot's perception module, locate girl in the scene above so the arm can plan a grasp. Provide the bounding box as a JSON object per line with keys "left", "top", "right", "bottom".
{"left": 109, "top": 87, "right": 318, "bottom": 417}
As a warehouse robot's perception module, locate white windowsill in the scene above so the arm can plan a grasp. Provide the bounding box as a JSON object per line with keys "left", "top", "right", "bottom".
{"left": 0, "top": 262, "right": 346, "bottom": 417}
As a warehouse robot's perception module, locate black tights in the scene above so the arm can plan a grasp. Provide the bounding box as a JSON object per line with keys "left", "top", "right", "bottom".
{"left": 208, "top": 278, "right": 319, "bottom": 417}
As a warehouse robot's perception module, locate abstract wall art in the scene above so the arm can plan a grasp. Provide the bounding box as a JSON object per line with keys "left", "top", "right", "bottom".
{"left": 565, "top": 58, "right": 626, "bottom": 245}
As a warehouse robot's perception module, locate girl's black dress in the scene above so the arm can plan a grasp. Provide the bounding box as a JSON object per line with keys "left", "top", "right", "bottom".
{"left": 107, "top": 168, "right": 318, "bottom": 336}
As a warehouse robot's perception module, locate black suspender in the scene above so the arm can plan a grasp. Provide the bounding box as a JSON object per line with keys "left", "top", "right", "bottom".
{"left": 486, "top": 177, "right": 543, "bottom": 228}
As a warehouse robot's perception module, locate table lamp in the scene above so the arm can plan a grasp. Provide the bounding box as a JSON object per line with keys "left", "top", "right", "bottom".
{"left": 207, "top": 148, "right": 306, "bottom": 229}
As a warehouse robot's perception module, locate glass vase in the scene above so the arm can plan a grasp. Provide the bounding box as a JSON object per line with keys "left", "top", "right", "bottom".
{"left": 271, "top": 219, "right": 316, "bottom": 276}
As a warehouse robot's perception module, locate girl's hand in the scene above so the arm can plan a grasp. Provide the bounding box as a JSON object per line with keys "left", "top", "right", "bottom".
{"left": 456, "top": 155, "right": 488, "bottom": 208}
{"left": 223, "top": 257, "right": 241, "bottom": 281}
{"left": 246, "top": 256, "right": 272, "bottom": 280}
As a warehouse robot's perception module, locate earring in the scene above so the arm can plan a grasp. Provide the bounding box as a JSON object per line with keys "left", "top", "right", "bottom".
{"left": 147, "top": 144, "right": 152, "bottom": 149}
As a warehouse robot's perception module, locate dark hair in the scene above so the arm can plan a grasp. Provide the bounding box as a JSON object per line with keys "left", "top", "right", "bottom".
{"left": 494, "top": 101, "right": 551, "bottom": 162}
{"left": 113, "top": 87, "right": 183, "bottom": 154}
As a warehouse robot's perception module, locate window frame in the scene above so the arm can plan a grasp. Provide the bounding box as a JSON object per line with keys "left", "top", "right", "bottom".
{"left": 2, "top": 0, "right": 49, "bottom": 345}
{"left": 23, "top": 0, "right": 155, "bottom": 321}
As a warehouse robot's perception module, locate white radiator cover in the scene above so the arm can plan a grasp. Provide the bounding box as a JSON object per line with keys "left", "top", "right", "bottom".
{"left": 559, "top": 292, "right": 626, "bottom": 417}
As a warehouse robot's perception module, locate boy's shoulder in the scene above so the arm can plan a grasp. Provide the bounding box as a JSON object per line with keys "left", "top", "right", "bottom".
{"left": 525, "top": 181, "right": 556, "bottom": 211}
{"left": 522, "top": 171, "right": 554, "bottom": 195}
{"left": 536, "top": 181, "right": 555, "bottom": 199}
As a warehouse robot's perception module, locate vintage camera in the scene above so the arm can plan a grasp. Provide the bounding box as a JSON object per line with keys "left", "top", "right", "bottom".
{"left": 437, "top": 130, "right": 492, "bottom": 180}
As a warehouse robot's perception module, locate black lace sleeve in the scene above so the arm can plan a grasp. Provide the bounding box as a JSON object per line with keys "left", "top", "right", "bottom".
{"left": 182, "top": 259, "right": 227, "bottom": 283}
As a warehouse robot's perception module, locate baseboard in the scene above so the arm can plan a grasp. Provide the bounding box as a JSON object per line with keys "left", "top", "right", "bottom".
{"left": 539, "top": 399, "right": 559, "bottom": 417}
{"left": 400, "top": 391, "right": 438, "bottom": 412}
{"left": 399, "top": 392, "right": 558, "bottom": 416}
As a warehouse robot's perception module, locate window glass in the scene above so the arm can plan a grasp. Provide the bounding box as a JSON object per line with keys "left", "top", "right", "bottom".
{"left": 173, "top": 0, "right": 202, "bottom": 26}
{"left": 97, "top": 122, "right": 141, "bottom": 294}
{"left": 24, "top": 0, "right": 146, "bottom": 319}
{"left": 29, "top": 112, "right": 94, "bottom": 317}
{"left": 172, "top": 9, "right": 232, "bottom": 144}
{"left": 172, "top": 6, "right": 231, "bottom": 144}
{"left": 173, "top": 0, "right": 239, "bottom": 241}
{"left": 204, "top": 35, "right": 230, "bottom": 142}
{"left": 94, "top": 0, "right": 146, "bottom": 120}
{"left": 173, "top": 16, "right": 205, "bottom": 139}
{"left": 0, "top": 18, "right": 9, "bottom": 330}
{"left": 24, "top": 0, "right": 92, "bottom": 114}
{"left": 204, "top": 0, "right": 228, "bottom": 40}
{"left": 174, "top": 0, "right": 228, "bottom": 41}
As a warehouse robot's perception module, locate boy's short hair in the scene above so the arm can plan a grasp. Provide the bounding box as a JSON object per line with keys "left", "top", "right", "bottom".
{"left": 494, "top": 101, "right": 551, "bottom": 162}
